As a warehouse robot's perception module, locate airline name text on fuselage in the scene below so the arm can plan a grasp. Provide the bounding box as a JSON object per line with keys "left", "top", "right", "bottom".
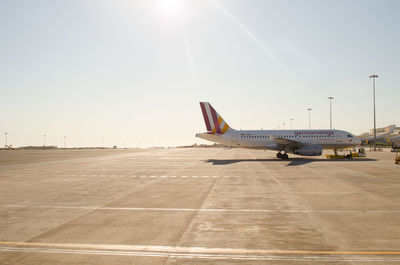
{"left": 294, "top": 131, "right": 334, "bottom": 137}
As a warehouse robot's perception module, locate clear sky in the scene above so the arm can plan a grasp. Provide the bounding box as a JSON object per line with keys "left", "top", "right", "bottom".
{"left": 1, "top": 0, "right": 399, "bottom": 147}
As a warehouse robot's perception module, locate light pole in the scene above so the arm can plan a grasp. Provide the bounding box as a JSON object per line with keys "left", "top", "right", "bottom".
{"left": 282, "top": 122, "right": 286, "bottom": 130}
{"left": 4, "top": 132, "right": 8, "bottom": 146}
{"left": 307, "top": 108, "right": 312, "bottom": 129}
{"left": 328, "top": 97, "right": 334, "bottom": 130}
{"left": 290, "top": 118, "right": 293, "bottom": 130}
{"left": 369, "top": 74, "right": 378, "bottom": 151}
{"left": 43, "top": 134, "right": 47, "bottom": 147}
{"left": 64, "top": 136, "right": 66, "bottom": 148}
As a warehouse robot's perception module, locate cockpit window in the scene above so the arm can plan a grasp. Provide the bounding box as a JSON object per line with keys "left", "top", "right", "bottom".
{"left": 347, "top": 134, "right": 354, "bottom": 138}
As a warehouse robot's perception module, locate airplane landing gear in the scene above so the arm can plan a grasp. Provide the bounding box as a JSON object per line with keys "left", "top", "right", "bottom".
{"left": 277, "top": 152, "right": 289, "bottom": 160}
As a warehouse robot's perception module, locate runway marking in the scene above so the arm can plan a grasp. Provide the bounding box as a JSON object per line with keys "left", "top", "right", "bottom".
{"left": 2, "top": 205, "right": 400, "bottom": 214}
{"left": 0, "top": 241, "right": 400, "bottom": 261}
{"left": 40, "top": 174, "right": 242, "bottom": 179}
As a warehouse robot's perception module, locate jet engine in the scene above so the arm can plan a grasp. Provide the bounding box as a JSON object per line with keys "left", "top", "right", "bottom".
{"left": 294, "top": 145, "right": 322, "bottom": 156}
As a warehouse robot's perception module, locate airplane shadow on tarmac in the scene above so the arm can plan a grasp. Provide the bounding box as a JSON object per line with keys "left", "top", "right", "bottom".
{"left": 205, "top": 158, "right": 377, "bottom": 166}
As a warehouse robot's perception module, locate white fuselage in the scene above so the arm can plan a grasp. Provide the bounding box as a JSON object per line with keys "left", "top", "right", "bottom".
{"left": 196, "top": 129, "right": 360, "bottom": 152}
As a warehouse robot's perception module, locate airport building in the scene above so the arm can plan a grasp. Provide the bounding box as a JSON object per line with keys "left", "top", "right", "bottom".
{"left": 358, "top": 125, "right": 400, "bottom": 143}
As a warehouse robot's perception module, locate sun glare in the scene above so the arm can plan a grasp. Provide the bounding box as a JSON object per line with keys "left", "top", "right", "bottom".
{"left": 157, "top": 0, "right": 184, "bottom": 20}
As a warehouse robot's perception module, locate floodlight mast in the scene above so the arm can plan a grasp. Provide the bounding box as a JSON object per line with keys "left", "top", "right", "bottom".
{"left": 369, "top": 74, "right": 378, "bottom": 151}
{"left": 307, "top": 108, "right": 312, "bottom": 129}
{"left": 328, "top": 97, "right": 334, "bottom": 130}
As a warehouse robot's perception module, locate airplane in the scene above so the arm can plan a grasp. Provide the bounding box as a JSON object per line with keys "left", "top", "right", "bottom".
{"left": 196, "top": 102, "right": 361, "bottom": 159}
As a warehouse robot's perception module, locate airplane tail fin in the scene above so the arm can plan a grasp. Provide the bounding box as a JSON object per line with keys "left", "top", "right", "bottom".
{"left": 199, "top": 102, "right": 231, "bottom": 134}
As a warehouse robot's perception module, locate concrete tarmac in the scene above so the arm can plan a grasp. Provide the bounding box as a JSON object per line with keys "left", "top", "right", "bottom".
{"left": 0, "top": 148, "right": 399, "bottom": 264}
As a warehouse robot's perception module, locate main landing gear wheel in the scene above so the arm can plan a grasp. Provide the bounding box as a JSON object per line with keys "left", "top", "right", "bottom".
{"left": 276, "top": 152, "right": 289, "bottom": 160}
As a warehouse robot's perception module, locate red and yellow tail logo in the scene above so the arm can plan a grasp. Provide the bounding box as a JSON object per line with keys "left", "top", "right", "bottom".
{"left": 199, "top": 102, "right": 230, "bottom": 134}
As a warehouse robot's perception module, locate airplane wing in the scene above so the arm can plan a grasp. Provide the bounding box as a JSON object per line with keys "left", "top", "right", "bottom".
{"left": 270, "top": 136, "right": 304, "bottom": 149}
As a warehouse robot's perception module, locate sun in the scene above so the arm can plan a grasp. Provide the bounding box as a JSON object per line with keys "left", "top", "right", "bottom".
{"left": 157, "top": 0, "right": 184, "bottom": 20}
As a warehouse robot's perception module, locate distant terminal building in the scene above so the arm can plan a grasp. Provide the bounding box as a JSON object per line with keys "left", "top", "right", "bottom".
{"left": 358, "top": 125, "right": 400, "bottom": 144}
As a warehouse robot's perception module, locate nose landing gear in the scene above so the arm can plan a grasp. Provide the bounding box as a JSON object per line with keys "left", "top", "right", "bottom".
{"left": 277, "top": 152, "right": 289, "bottom": 160}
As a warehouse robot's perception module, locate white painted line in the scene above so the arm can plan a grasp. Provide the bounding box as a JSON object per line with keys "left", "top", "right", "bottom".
{"left": 181, "top": 176, "right": 188, "bottom": 178}
{"left": 4, "top": 205, "right": 398, "bottom": 214}
{"left": 0, "top": 243, "right": 399, "bottom": 262}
